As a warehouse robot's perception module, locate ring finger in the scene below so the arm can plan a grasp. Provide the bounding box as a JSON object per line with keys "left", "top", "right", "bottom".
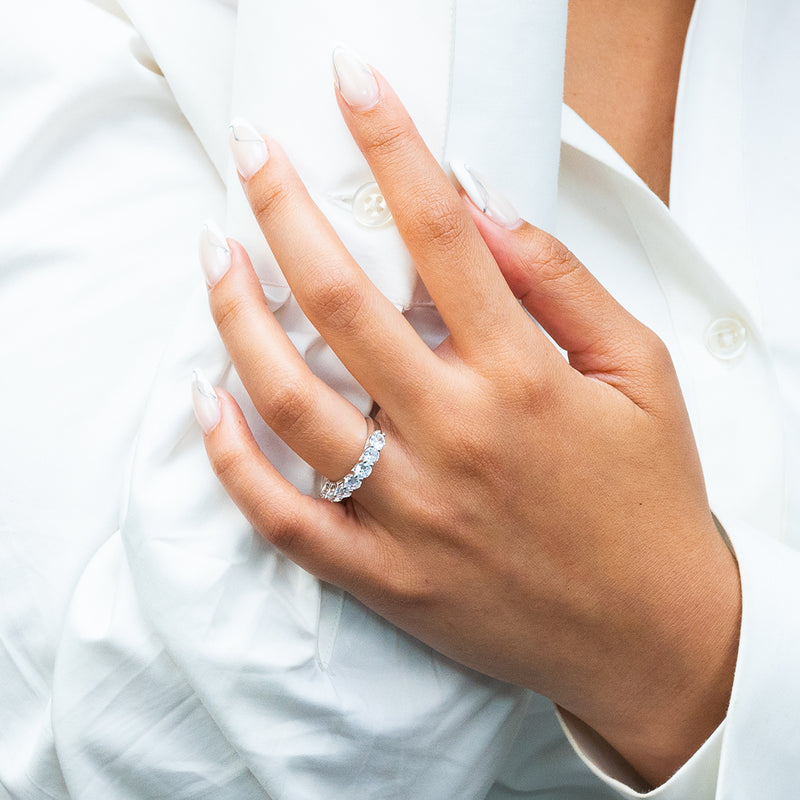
{"left": 200, "top": 225, "right": 376, "bottom": 483}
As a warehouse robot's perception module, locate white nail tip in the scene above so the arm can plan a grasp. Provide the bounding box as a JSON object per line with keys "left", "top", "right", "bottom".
{"left": 228, "top": 117, "right": 268, "bottom": 180}
{"left": 192, "top": 368, "right": 221, "bottom": 434}
{"left": 450, "top": 160, "right": 521, "bottom": 229}
{"left": 332, "top": 45, "right": 379, "bottom": 110}
{"left": 199, "top": 220, "right": 231, "bottom": 287}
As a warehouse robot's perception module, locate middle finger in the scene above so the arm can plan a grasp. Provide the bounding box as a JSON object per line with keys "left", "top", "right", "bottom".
{"left": 331, "top": 46, "right": 531, "bottom": 360}
{"left": 228, "top": 121, "right": 443, "bottom": 419}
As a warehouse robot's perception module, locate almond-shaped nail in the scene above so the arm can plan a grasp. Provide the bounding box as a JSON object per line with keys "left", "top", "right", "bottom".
{"left": 229, "top": 117, "right": 268, "bottom": 180}
{"left": 450, "top": 161, "right": 521, "bottom": 229}
{"left": 192, "top": 368, "right": 221, "bottom": 434}
{"left": 199, "top": 220, "right": 231, "bottom": 287}
{"left": 332, "top": 45, "right": 380, "bottom": 110}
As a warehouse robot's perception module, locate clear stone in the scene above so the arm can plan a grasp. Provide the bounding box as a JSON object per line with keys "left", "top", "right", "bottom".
{"left": 362, "top": 446, "right": 379, "bottom": 465}
{"left": 320, "top": 431, "right": 385, "bottom": 501}
{"left": 344, "top": 474, "right": 362, "bottom": 493}
{"left": 368, "top": 431, "right": 386, "bottom": 450}
{"left": 353, "top": 462, "right": 372, "bottom": 479}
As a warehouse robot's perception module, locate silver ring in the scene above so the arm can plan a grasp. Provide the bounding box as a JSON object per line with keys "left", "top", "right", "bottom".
{"left": 319, "top": 421, "right": 385, "bottom": 503}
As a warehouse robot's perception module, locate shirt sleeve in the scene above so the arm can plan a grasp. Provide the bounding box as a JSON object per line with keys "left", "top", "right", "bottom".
{"left": 557, "top": 513, "right": 800, "bottom": 798}
{"left": 556, "top": 707, "right": 724, "bottom": 797}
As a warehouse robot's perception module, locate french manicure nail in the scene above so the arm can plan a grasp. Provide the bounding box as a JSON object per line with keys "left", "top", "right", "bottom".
{"left": 198, "top": 220, "right": 231, "bottom": 287}
{"left": 450, "top": 161, "right": 521, "bottom": 229}
{"left": 192, "top": 368, "right": 221, "bottom": 434}
{"left": 228, "top": 117, "right": 269, "bottom": 180}
{"left": 332, "top": 45, "right": 380, "bottom": 110}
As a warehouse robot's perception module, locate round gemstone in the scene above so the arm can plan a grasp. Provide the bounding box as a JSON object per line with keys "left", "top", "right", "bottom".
{"left": 354, "top": 462, "right": 372, "bottom": 479}
{"left": 362, "top": 446, "right": 379, "bottom": 465}
{"left": 344, "top": 474, "right": 362, "bottom": 493}
{"left": 333, "top": 485, "right": 349, "bottom": 502}
{"left": 368, "top": 431, "right": 386, "bottom": 450}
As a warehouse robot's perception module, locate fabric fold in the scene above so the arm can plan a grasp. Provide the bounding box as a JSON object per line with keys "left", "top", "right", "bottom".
{"left": 54, "top": 1, "right": 570, "bottom": 797}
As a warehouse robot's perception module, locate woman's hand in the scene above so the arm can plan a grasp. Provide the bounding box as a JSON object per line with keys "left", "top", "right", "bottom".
{"left": 194, "top": 48, "right": 741, "bottom": 786}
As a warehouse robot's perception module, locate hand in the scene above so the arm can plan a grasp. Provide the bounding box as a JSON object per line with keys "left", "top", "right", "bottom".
{"left": 195, "top": 48, "right": 741, "bottom": 786}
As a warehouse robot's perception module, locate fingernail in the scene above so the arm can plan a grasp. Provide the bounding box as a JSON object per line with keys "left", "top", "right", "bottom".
{"left": 228, "top": 117, "right": 269, "bottom": 180}
{"left": 450, "top": 161, "right": 521, "bottom": 229}
{"left": 332, "top": 45, "right": 380, "bottom": 110}
{"left": 198, "top": 220, "right": 231, "bottom": 287}
{"left": 192, "top": 368, "right": 221, "bottom": 434}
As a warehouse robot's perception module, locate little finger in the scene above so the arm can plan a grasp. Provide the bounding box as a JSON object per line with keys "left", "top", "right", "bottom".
{"left": 192, "top": 374, "right": 387, "bottom": 589}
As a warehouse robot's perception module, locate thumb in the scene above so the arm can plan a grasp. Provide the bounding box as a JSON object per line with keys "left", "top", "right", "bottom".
{"left": 452, "top": 162, "right": 666, "bottom": 388}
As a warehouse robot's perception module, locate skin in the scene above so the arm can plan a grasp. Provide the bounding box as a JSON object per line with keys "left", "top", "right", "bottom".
{"left": 565, "top": 0, "right": 697, "bottom": 204}
{"left": 199, "top": 33, "right": 741, "bottom": 792}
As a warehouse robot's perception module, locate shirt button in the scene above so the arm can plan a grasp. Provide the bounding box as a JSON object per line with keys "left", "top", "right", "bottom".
{"left": 352, "top": 182, "right": 393, "bottom": 228}
{"left": 705, "top": 317, "right": 747, "bottom": 360}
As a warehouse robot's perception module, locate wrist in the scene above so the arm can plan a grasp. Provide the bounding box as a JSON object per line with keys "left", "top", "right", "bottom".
{"left": 568, "top": 521, "right": 741, "bottom": 786}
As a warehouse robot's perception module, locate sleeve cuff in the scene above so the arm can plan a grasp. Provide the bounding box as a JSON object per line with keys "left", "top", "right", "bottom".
{"left": 557, "top": 512, "right": 800, "bottom": 798}
{"left": 555, "top": 707, "right": 724, "bottom": 798}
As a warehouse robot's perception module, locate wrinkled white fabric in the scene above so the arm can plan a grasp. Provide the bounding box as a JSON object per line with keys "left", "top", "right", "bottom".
{"left": 2, "top": 0, "right": 800, "bottom": 798}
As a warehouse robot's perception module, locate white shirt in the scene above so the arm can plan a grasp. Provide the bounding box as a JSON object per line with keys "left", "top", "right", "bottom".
{"left": 1, "top": 0, "right": 798, "bottom": 797}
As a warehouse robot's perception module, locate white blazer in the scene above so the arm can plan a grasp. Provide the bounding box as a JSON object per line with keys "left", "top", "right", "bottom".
{"left": 0, "top": 0, "right": 798, "bottom": 798}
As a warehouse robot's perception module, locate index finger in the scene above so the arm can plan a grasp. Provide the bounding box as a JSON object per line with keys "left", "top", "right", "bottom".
{"left": 332, "top": 47, "right": 530, "bottom": 360}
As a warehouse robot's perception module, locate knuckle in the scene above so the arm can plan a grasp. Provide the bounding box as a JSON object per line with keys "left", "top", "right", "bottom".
{"left": 249, "top": 178, "right": 293, "bottom": 223}
{"left": 302, "top": 269, "right": 365, "bottom": 335}
{"left": 489, "top": 361, "right": 545, "bottom": 407}
{"left": 261, "top": 505, "right": 303, "bottom": 552}
{"left": 264, "top": 376, "right": 316, "bottom": 438}
{"left": 411, "top": 197, "right": 468, "bottom": 252}
{"left": 534, "top": 237, "right": 582, "bottom": 286}
{"left": 435, "top": 406, "right": 498, "bottom": 475}
{"left": 211, "top": 442, "right": 246, "bottom": 485}
{"left": 642, "top": 329, "right": 675, "bottom": 373}
{"left": 520, "top": 228, "right": 583, "bottom": 286}
{"left": 365, "top": 121, "right": 414, "bottom": 163}
{"left": 212, "top": 291, "right": 251, "bottom": 340}
{"left": 523, "top": 371, "right": 562, "bottom": 415}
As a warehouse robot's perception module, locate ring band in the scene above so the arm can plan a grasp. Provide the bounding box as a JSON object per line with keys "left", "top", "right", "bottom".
{"left": 319, "top": 421, "right": 385, "bottom": 503}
